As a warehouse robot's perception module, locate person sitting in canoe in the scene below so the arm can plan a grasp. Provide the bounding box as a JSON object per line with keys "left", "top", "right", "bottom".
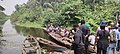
{"left": 55, "top": 27, "right": 61, "bottom": 33}
{"left": 53, "top": 26, "right": 58, "bottom": 32}
{"left": 65, "top": 30, "right": 70, "bottom": 37}
{"left": 60, "top": 26, "right": 66, "bottom": 37}
{"left": 47, "top": 25, "right": 54, "bottom": 33}
{"left": 64, "top": 26, "right": 70, "bottom": 37}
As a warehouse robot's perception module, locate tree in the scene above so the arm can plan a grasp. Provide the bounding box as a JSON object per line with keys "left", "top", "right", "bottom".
{"left": 10, "top": 0, "right": 120, "bottom": 32}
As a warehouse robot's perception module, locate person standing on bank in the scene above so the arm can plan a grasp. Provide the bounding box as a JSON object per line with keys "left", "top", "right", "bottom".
{"left": 79, "top": 20, "right": 90, "bottom": 54}
{"left": 72, "top": 24, "right": 84, "bottom": 54}
{"left": 116, "top": 25, "right": 120, "bottom": 51}
{"left": 94, "top": 25, "right": 110, "bottom": 54}
{"left": 107, "top": 23, "right": 117, "bottom": 54}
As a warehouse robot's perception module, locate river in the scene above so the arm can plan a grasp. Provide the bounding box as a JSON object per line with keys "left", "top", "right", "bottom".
{"left": 0, "top": 19, "right": 25, "bottom": 54}
{"left": 0, "top": 19, "right": 48, "bottom": 54}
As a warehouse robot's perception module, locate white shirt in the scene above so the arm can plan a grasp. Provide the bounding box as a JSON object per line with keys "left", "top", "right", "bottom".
{"left": 116, "top": 29, "right": 120, "bottom": 40}
{"left": 96, "top": 26, "right": 109, "bottom": 33}
{"left": 110, "top": 29, "right": 118, "bottom": 40}
{"left": 88, "top": 35, "right": 95, "bottom": 45}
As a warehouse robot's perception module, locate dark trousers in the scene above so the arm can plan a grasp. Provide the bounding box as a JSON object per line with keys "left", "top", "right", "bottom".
{"left": 85, "top": 45, "right": 90, "bottom": 54}
{"left": 117, "top": 40, "right": 120, "bottom": 50}
{"left": 74, "top": 48, "right": 84, "bottom": 54}
{"left": 73, "top": 44, "right": 84, "bottom": 54}
{"left": 97, "top": 48, "right": 106, "bottom": 54}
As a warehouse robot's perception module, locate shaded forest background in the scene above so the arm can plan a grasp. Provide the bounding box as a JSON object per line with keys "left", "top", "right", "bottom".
{"left": 6, "top": 0, "right": 120, "bottom": 32}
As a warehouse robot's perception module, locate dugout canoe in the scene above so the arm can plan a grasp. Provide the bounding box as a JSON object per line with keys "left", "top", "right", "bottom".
{"left": 48, "top": 33, "right": 72, "bottom": 48}
{"left": 43, "top": 28, "right": 50, "bottom": 34}
{"left": 43, "top": 28, "right": 73, "bottom": 48}
{"left": 22, "top": 44, "right": 41, "bottom": 54}
{"left": 36, "top": 37, "right": 66, "bottom": 49}
{"left": 22, "top": 35, "right": 41, "bottom": 54}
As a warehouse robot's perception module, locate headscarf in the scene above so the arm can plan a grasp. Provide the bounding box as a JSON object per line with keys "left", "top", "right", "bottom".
{"left": 101, "top": 21, "right": 106, "bottom": 25}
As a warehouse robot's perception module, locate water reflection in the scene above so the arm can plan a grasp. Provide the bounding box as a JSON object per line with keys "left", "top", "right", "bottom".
{"left": 15, "top": 26, "right": 48, "bottom": 39}
{"left": 0, "top": 19, "right": 7, "bottom": 54}
{"left": 0, "top": 19, "right": 48, "bottom": 54}
{"left": 0, "top": 19, "right": 25, "bottom": 54}
{"left": 0, "top": 20, "right": 6, "bottom": 37}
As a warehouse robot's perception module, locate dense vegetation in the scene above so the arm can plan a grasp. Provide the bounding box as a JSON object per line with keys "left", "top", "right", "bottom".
{"left": 10, "top": 0, "right": 120, "bottom": 32}
{"left": 0, "top": 5, "right": 8, "bottom": 36}
{"left": 0, "top": 5, "right": 6, "bottom": 24}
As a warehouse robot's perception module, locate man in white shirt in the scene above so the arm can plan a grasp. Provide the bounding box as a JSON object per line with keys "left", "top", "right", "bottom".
{"left": 88, "top": 33, "right": 95, "bottom": 45}
{"left": 88, "top": 33, "right": 96, "bottom": 53}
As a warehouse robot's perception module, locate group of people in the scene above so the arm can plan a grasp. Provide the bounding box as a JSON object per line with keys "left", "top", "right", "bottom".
{"left": 72, "top": 20, "right": 120, "bottom": 54}
{"left": 47, "top": 25, "right": 70, "bottom": 37}
{"left": 47, "top": 19, "right": 120, "bottom": 54}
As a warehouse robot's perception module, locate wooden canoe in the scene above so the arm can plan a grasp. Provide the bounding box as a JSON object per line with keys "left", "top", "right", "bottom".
{"left": 43, "top": 28, "right": 50, "bottom": 34}
{"left": 43, "top": 28, "right": 73, "bottom": 48}
{"left": 48, "top": 33, "right": 72, "bottom": 48}
{"left": 22, "top": 44, "right": 41, "bottom": 54}
{"left": 22, "top": 35, "right": 41, "bottom": 54}
{"left": 24, "top": 35, "right": 38, "bottom": 43}
{"left": 37, "top": 37, "right": 66, "bottom": 49}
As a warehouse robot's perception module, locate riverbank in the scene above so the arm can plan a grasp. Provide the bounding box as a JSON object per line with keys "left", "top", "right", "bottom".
{"left": 15, "top": 22, "right": 73, "bottom": 30}
{"left": 0, "top": 19, "right": 8, "bottom": 37}
{"left": 15, "top": 22, "right": 43, "bottom": 29}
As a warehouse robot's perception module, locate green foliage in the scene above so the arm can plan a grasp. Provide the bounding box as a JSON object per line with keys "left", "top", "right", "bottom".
{"left": 0, "top": 7, "right": 8, "bottom": 36}
{"left": 0, "top": 11, "right": 8, "bottom": 25}
{"left": 10, "top": 0, "right": 120, "bottom": 32}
